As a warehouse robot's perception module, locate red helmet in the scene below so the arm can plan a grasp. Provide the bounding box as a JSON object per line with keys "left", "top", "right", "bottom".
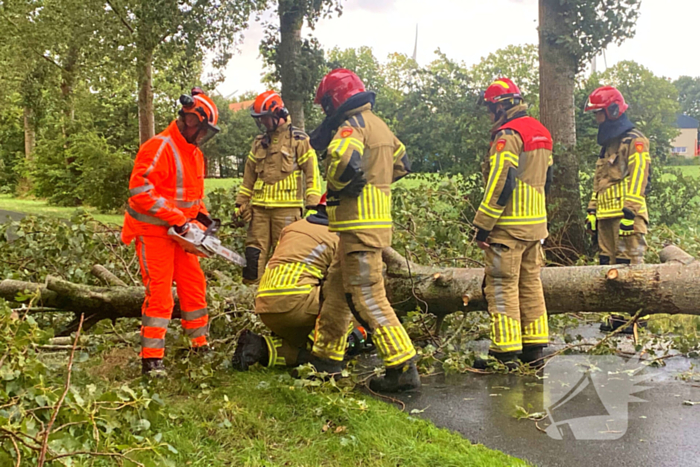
{"left": 482, "top": 78, "right": 522, "bottom": 105}
{"left": 319, "top": 193, "right": 327, "bottom": 206}
{"left": 314, "top": 68, "right": 366, "bottom": 113}
{"left": 584, "top": 86, "right": 628, "bottom": 120}
{"left": 251, "top": 90, "right": 287, "bottom": 119}
{"left": 180, "top": 88, "right": 219, "bottom": 126}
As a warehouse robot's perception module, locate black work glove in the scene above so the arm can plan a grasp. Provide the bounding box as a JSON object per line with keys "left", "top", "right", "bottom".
{"left": 341, "top": 173, "right": 367, "bottom": 198}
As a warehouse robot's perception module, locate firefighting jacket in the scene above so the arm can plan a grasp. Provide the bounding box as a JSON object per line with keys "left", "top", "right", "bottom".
{"left": 122, "top": 121, "right": 209, "bottom": 243}
{"left": 473, "top": 112, "right": 553, "bottom": 243}
{"left": 236, "top": 122, "right": 321, "bottom": 209}
{"left": 255, "top": 216, "right": 338, "bottom": 313}
{"left": 587, "top": 129, "right": 650, "bottom": 223}
{"left": 325, "top": 103, "right": 410, "bottom": 249}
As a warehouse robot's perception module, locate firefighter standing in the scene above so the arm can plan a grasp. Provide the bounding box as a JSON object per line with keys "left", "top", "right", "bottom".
{"left": 122, "top": 88, "right": 220, "bottom": 376}
{"left": 473, "top": 78, "right": 553, "bottom": 369}
{"left": 232, "top": 195, "right": 357, "bottom": 369}
{"left": 584, "top": 86, "right": 650, "bottom": 265}
{"left": 234, "top": 91, "right": 322, "bottom": 284}
{"left": 305, "top": 69, "right": 419, "bottom": 393}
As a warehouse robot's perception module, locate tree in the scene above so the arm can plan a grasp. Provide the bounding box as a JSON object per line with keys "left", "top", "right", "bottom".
{"left": 104, "top": 0, "right": 267, "bottom": 143}
{"left": 471, "top": 44, "right": 540, "bottom": 117}
{"left": 260, "top": 0, "right": 342, "bottom": 130}
{"left": 538, "top": 0, "right": 641, "bottom": 259}
{"left": 674, "top": 76, "right": 700, "bottom": 121}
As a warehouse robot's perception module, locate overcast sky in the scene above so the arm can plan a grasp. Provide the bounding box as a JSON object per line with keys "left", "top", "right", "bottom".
{"left": 213, "top": 0, "right": 699, "bottom": 99}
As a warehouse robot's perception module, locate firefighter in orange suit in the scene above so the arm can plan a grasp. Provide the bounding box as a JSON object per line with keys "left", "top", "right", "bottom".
{"left": 121, "top": 88, "right": 220, "bottom": 377}
{"left": 473, "top": 78, "right": 553, "bottom": 370}
{"left": 234, "top": 91, "right": 322, "bottom": 284}
{"left": 304, "top": 69, "right": 419, "bottom": 393}
{"left": 583, "top": 86, "right": 651, "bottom": 266}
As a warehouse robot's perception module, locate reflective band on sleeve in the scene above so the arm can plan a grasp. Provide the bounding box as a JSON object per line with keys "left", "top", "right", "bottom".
{"left": 166, "top": 139, "right": 186, "bottom": 201}
{"left": 148, "top": 197, "right": 167, "bottom": 214}
{"left": 126, "top": 207, "right": 170, "bottom": 226}
{"left": 130, "top": 184, "right": 155, "bottom": 196}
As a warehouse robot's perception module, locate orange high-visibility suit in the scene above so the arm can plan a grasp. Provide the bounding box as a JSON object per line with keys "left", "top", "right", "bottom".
{"left": 121, "top": 121, "right": 209, "bottom": 359}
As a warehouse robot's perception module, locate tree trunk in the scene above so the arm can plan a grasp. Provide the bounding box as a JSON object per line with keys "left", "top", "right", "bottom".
{"left": 137, "top": 47, "right": 155, "bottom": 144}
{"left": 23, "top": 107, "right": 35, "bottom": 160}
{"left": 2, "top": 247, "right": 699, "bottom": 335}
{"left": 539, "top": 0, "right": 587, "bottom": 260}
{"left": 278, "top": 0, "right": 305, "bottom": 130}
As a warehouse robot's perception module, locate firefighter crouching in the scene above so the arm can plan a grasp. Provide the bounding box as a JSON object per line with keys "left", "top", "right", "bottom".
{"left": 472, "top": 78, "right": 553, "bottom": 370}
{"left": 234, "top": 91, "right": 322, "bottom": 284}
{"left": 303, "top": 69, "right": 419, "bottom": 393}
{"left": 584, "top": 86, "right": 651, "bottom": 266}
{"left": 121, "top": 88, "right": 220, "bottom": 377}
{"left": 232, "top": 195, "right": 365, "bottom": 369}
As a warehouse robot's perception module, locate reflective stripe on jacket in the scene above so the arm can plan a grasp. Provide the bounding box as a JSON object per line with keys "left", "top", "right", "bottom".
{"left": 325, "top": 104, "right": 410, "bottom": 249}
{"left": 236, "top": 123, "right": 321, "bottom": 209}
{"left": 473, "top": 113, "right": 553, "bottom": 242}
{"left": 121, "top": 121, "right": 208, "bottom": 243}
{"left": 255, "top": 218, "right": 338, "bottom": 313}
{"left": 588, "top": 129, "right": 650, "bottom": 221}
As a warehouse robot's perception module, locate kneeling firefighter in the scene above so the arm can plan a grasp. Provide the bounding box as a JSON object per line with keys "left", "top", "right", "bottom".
{"left": 304, "top": 69, "right": 420, "bottom": 393}
{"left": 121, "top": 88, "right": 220, "bottom": 376}
{"left": 232, "top": 195, "right": 368, "bottom": 370}
{"left": 234, "top": 91, "right": 322, "bottom": 284}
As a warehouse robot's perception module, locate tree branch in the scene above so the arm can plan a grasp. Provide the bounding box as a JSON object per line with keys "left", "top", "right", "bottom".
{"left": 105, "top": 0, "right": 135, "bottom": 34}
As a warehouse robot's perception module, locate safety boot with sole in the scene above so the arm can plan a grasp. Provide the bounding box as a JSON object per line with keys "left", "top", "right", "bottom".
{"left": 473, "top": 352, "right": 519, "bottom": 371}
{"left": 520, "top": 346, "right": 546, "bottom": 369}
{"left": 291, "top": 349, "right": 344, "bottom": 378}
{"left": 142, "top": 358, "right": 167, "bottom": 378}
{"left": 232, "top": 330, "right": 269, "bottom": 371}
{"left": 369, "top": 360, "right": 421, "bottom": 393}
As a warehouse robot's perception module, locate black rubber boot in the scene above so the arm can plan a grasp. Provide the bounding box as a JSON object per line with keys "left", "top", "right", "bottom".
{"left": 473, "top": 351, "right": 519, "bottom": 371}
{"left": 369, "top": 360, "right": 421, "bottom": 393}
{"left": 520, "top": 346, "right": 545, "bottom": 369}
{"left": 291, "top": 349, "right": 344, "bottom": 378}
{"left": 142, "top": 358, "right": 167, "bottom": 378}
{"left": 600, "top": 314, "right": 645, "bottom": 334}
{"left": 232, "top": 330, "right": 269, "bottom": 371}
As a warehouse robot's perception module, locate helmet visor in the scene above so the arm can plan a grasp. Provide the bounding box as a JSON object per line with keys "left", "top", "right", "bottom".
{"left": 197, "top": 122, "right": 220, "bottom": 146}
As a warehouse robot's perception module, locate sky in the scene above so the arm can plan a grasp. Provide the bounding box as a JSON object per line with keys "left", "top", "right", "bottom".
{"left": 213, "top": 0, "right": 700, "bottom": 99}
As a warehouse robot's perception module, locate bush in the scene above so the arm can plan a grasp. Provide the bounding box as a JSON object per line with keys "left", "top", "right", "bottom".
{"left": 666, "top": 155, "right": 700, "bottom": 166}
{"left": 31, "top": 131, "right": 133, "bottom": 212}
{"left": 647, "top": 166, "right": 700, "bottom": 226}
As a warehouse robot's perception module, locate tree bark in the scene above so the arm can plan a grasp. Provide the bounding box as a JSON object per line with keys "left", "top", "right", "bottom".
{"left": 539, "top": 0, "right": 587, "bottom": 260}
{"left": 278, "top": 0, "right": 305, "bottom": 130}
{"left": 23, "top": 107, "right": 35, "bottom": 160}
{"left": 137, "top": 47, "right": 155, "bottom": 144}
{"left": 2, "top": 247, "right": 699, "bottom": 334}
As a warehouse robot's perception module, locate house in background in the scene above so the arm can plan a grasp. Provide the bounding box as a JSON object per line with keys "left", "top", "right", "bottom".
{"left": 229, "top": 100, "right": 255, "bottom": 113}
{"left": 670, "top": 114, "right": 699, "bottom": 158}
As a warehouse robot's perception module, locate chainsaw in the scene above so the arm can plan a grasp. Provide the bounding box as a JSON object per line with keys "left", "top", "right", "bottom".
{"left": 168, "top": 213, "right": 246, "bottom": 267}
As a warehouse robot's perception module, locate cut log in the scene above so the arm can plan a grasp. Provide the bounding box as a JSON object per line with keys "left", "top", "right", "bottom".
{"left": 1, "top": 246, "right": 698, "bottom": 334}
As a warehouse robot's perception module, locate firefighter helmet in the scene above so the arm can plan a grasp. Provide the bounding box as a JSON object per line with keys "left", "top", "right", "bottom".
{"left": 314, "top": 68, "right": 366, "bottom": 114}
{"left": 250, "top": 90, "right": 288, "bottom": 119}
{"left": 584, "top": 86, "right": 628, "bottom": 120}
{"left": 482, "top": 78, "right": 522, "bottom": 105}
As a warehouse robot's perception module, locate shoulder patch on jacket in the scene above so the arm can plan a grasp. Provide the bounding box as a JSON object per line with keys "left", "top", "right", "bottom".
{"left": 495, "top": 139, "right": 507, "bottom": 152}
{"left": 340, "top": 127, "right": 354, "bottom": 138}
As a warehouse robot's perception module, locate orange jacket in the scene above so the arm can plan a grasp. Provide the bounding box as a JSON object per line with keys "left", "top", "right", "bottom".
{"left": 122, "top": 121, "right": 208, "bottom": 243}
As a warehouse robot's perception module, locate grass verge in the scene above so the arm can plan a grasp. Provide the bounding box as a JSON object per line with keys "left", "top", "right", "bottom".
{"left": 81, "top": 347, "right": 528, "bottom": 467}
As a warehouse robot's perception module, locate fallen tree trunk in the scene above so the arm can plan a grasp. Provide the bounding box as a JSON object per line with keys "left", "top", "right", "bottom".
{"left": 1, "top": 246, "right": 698, "bottom": 334}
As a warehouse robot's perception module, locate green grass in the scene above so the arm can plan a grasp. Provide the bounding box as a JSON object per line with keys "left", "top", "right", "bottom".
{"left": 0, "top": 179, "right": 240, "bottom": 226}
{"left": 84, "top": 348, "right": 527, "bottom": 467}
{"left": 677, "top": 165, "right": 700, "bottom": 178}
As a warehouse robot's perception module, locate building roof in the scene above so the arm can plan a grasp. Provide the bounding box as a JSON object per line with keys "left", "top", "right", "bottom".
{"left": 229, "top": 100, "right": 255, "bottom": 113}
{"left": 676, "top": 114, "right": 699, "bottom": 129}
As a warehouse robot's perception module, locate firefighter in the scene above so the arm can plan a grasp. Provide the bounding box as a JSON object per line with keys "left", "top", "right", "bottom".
{"left": 584, "top": 86, "right": 650, "bottom": 266}
{"left": 234, "top": 91, "right": 322, "bottom": 284}
{"left": 473, "top": 78, "right": 553, "bottom": 369}
{"left": 121, "top": 88, "right": 220, "bottom": 377}
{"left": 232, "top": 194, "right": 356, "bottom": 369}
{"left": 304, "top": 68, "right": 419, "bottom": 393}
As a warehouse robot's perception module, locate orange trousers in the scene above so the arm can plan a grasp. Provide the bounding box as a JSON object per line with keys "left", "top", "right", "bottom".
{"left": 135, "top": 235, "right": 209, "bottom": 359}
